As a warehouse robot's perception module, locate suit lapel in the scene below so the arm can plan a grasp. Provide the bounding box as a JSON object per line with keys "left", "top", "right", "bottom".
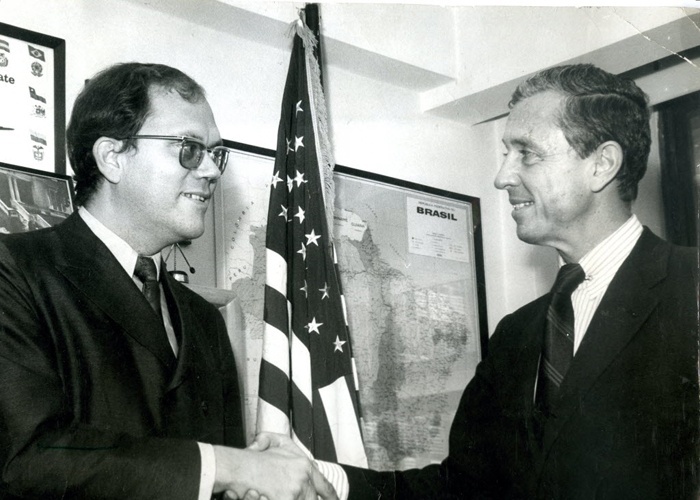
{"left": 518, "top": 304, "right": 548, "bottom": 416}
{"left": 542, "top": 229, "right": 668, "bottom": 451}
{"left": 54, "top": 213, "right": 177, "bottom": 370}
{"left": 162, "top": 270, "right": 195, "bottom": 391}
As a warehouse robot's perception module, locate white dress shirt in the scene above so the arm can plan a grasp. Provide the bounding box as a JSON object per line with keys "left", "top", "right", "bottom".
{"left": 78, "top": 207, "right": 216, "bottom": 500}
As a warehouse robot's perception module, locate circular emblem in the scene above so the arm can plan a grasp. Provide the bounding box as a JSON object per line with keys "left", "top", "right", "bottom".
{"left": 31, "top": 61, "right": 43, "bottom": 77}
{"left": 0, "top": 53, "right": 8, "bottom": 68}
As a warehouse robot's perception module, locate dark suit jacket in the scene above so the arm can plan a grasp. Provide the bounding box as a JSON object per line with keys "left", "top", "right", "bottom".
{"left": 344, "top": 228, "right": 699, "bottom": 499}
{"left": 0, "top": 213, "right": 244, "bottom": 499}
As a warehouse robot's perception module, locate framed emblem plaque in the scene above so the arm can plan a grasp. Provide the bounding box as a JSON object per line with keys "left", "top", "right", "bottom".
{"left": 0, "top": 23, "right": 66, "bottom": 174}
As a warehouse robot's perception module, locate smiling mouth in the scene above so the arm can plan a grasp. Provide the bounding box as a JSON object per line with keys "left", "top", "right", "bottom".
{"left": 183, "top": 193, "right": 208, "bottom": 202}
{"left": 512, "top": 201, "right": 534, "bottom": 210}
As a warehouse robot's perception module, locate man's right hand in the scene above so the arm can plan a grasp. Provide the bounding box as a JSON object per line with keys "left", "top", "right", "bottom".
{"left": 212, "top": 445, "right": 338, "bottom": 500}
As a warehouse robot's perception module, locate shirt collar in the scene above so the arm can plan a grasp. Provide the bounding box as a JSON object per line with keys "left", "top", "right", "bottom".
{"left": 559, "top": 214, "right": 643, "bottom": 287}
{"left": 78, "top": 206, "right": 160, "bottom": 279}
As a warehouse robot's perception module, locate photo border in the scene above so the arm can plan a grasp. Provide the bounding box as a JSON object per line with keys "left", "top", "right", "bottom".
{"left": 0, "top": 161, "right": 75, "bottom": 234}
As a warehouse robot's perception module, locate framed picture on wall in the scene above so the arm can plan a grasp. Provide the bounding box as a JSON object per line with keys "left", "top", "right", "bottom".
{"left": 0, "top": 162, "right": 74, "bottom": 234}
{"left": 0, "top": 23, "right": 66, "bottom": 174}
{"left": 212, "top": 142, "right": 488, "bottom": 470}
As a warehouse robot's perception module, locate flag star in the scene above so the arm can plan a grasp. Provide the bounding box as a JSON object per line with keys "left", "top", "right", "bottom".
{"left": 271, "top": 171, "right": 283, "bottom": 188}
{"left": 287, "top": 175, "right": 294, "bottom": 192}
{"left": 278, "top": 205, "right": 288, "bottom": 220}
{"left": 319, "top": 283, "right": 330, "bottom": 300}
{"left": 295, "top": 100, "right": 303, "bottom": 115}
{"left": 294, "top": 135, "right": 304, "bottom": 152}
{"left": 294, "top": 206, "right": 305, "bottom": 224}
{"left": 297, "top": 242, "right": 307, "bottom": 260}
{"left": 333, "top": 336, "right": 346, "bottom": 352}
{"left": 307, "top": 317, "right": 323, "bottom": 334}
{"left": 300, "top": 280, "right": 308, "bottom": 298}
{"left": 293, "top": 170, "right": 307, "bottom": 187}
{"left": 286, "top": 138, "right": 293, "bottom": 154}
{"left": 305, "top": 229, "right": 321, "bottom": 246}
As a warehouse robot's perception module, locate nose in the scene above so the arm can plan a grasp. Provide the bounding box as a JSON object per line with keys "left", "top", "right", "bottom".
{"left": 494, "top": 153, "right": 520, "bottom": 191}
{"left": 194, "top": 151, "right": 222, "bottom": 181}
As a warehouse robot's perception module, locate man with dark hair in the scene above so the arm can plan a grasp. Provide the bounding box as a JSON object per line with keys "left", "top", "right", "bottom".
{"left": 258, "top": 63, "right": 699, "bottom": 499}
{"left": 0, "top": 62, "right": 336, "bottom": 500}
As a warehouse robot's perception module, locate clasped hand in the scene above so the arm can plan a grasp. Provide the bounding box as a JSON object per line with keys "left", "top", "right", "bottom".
{"left": 214, "top": 433, "right": 338, "bottom": 500}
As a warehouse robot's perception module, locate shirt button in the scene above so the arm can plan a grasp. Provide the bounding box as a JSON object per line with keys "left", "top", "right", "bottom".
{"left": 200, "top": 401, "right": 209, "bottom": 415}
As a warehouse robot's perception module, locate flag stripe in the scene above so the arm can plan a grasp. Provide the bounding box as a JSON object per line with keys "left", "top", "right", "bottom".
{"left": 261, "top": 322, "right": 290, "bottom": 375}
{"left": 291, "top": 381, "right": 314, "bottom": 448}
{"left": 290, "top": 332, "right": 313, "bottom": 402}
{"left": 292, "top": 430, "right": 313, "bottom": 460}
{"left": 257, "top": 359, "right": 290, "bottom": 413}
{"left": 319, "top": 377, "right": 368, "bottom": 466}
{"left": 266, "top": 248, "right": 288, "bottom": 297}
{"left": 309, "top": 388, "right": 338, "bottom": 463}
{"left": 264, "top": 285, "right": 290, "bottom": 335}
{"left": 257, "top": 398, "right": 290, "bottom": 435}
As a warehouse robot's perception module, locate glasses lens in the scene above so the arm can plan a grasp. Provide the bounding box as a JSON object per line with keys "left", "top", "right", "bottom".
{"left": 211, "top": 147, "right": 229, "bottom": 174}
{"left": 180, "top": 139, "right": 204, "bottom": 169}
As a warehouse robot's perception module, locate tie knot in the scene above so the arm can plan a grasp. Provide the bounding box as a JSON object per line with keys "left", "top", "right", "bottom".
{"left": 551, "top": 263, "right": 585, "bottom": 295}
{"left": 134, "top": 255, "right": 158, "bottom": 284}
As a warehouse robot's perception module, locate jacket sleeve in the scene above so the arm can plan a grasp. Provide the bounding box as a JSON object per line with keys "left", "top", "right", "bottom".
{"left": 0, "top": 241, "right": 202, "bottom": 500}
{"left": 342, "top": 314, "right": 525, "bottom": 500}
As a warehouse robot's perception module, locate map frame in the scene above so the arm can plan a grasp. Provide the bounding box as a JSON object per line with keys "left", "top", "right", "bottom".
{"left": 334, "top": 164, "right": 489, "bottom": 359}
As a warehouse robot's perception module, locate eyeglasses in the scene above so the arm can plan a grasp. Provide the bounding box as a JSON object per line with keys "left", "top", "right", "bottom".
{"left": 128, "top": 135, "right": 232, "bottom": 174}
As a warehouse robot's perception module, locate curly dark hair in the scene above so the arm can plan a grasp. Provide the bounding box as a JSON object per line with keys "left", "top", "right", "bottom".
{"left": 509, "top": 64, "right": 650, "bottom": 202}
{"left": 66, "top": 63, "right": 206, "bottom": 206}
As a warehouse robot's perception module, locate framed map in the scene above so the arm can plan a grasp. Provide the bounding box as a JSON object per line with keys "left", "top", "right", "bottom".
{"left": 214, "top": 143, "right": 488, "bottom": 469}
{"left": 0, "top": 23, "right": 66, "bottom": 173}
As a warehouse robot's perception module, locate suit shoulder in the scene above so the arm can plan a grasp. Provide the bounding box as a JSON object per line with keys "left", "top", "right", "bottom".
{"left": 666, "top": 243, "right": 697, "bottom": 278}
{"left": 0, "top": 224, "right": 60, "bottom": 250}
{"left": 0, "top": 226, "right": 62, "bottom": 272}
{"left": 489, "top": 294, "right": 548, "bottom": 349}
{"left": 168, "top": 279, "right": 222, "bottom": 316}
{"left": 502, "top": 294, "right": 549, "bottom": 324}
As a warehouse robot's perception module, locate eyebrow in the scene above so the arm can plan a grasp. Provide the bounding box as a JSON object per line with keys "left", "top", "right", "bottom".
{"left": 503, "top": 137, "right": 542, "bottom": 151}
{"left": 182, "top": 133, "right": 223, "bottom": 148}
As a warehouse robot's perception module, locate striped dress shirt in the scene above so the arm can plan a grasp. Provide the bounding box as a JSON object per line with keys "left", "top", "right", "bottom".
{"left": 570, "top": 215, "right": 643, "bottom": 354}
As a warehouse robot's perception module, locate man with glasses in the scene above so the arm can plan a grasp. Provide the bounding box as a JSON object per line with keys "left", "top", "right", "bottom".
{"left": 0, "top": 62, "right": 336, "bottom": 500}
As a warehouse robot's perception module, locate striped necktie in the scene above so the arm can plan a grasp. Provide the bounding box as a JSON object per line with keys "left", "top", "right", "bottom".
{"left": 536, "top": 263, "right": 586, "bottom": 417}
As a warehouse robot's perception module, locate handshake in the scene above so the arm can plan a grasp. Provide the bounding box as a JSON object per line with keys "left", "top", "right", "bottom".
{"left": 212, "top": 432, "right": 339, "bottom": 500}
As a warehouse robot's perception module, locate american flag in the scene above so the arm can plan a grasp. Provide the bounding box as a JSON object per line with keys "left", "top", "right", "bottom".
{"left": 256, "top": 17, "right": 368, "bottom": 467}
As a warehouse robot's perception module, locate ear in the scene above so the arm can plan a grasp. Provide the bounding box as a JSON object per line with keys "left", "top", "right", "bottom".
{"left": 92, "top": 137, "right": 126, "bottom": 184}
{"left": 590, "top": 141, "right": 623, "bottom": 193}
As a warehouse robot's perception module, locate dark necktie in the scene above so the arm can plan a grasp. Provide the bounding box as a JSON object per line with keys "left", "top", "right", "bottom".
{"left": 134, "top": 255, "right": 162, "bottom": 319}
{"left": 536, "top": 263, "right": 586, "bottom": 417}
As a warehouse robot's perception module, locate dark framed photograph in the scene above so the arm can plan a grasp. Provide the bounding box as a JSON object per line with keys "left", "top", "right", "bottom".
{"left": 0, "top": 162, "right": 74, "bottom": 234}
{"left": 0, "top": 23, "right": 66, "bottom": 174}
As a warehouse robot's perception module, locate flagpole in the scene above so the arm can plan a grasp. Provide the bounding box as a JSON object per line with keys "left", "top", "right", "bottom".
{"left": 304, "top": 3, "right": 323, "bottom": 89}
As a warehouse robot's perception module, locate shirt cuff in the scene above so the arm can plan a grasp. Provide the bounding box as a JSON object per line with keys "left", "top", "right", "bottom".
{"left": 315, "top": 460, "right": 349, "bottom": 500}
{"left": 197, "top": 442, "right": 216, "bottom": 500}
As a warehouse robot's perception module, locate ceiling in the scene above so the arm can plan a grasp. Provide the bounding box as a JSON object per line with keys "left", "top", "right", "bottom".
{"left": 122, "top": 0, "right": 700, "bottom": 124}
